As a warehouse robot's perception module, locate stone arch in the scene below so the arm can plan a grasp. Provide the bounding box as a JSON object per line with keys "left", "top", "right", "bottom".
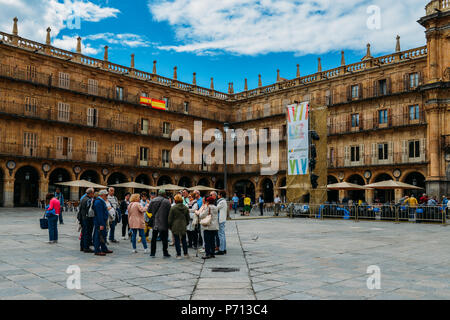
{"left": 372, "top": 173, "right": 394, "bottom": 203}
{"left": 178, "top": 176, "right": 192, "bottom": 188}
{"left": 14, "top": 165, "right": 40, "bottom": 207}
{"left": 260, "top": 178, "right": 274, "bottom": 203}
{"left": 233, "top": 180, "right": 255, "bottom": 204}
{"left": 346, "top": 174, "right": 366, "bottom": 202}
{"left": 402, "top": 171, "right": 426, "bottom": 198}
{"left": 157, "top": 175, "right": 173, "bottom": 186}
{"left": 107, "top": 172, "right": 128, "bottom": 199}
{"left": 214, "top": 179, "right": 224, "bottom": 191}
{"left": 276, "top": 177, "right": 286, "bottom": 202}
{"left": 135, "top": 173, "right": 152, "bottom": 195}
{"left": 48, "top": 168, "right": 72, "bottom": 201}
{"left": 80, "top": 169, "right": 101, "bottom": 183}
{"left": 198, "top": 177, "right": 210, "bottom": 187}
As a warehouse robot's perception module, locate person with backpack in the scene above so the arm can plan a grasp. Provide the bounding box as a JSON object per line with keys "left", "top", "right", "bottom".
{"left": 45, "top": 193, "right": 60, "bottom": 244}
{"left": 78, "top": 188, "right": 95, "bottom": 253}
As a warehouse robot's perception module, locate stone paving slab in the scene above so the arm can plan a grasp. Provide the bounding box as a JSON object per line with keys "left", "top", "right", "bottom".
{"left": 1, "top": 208, "right": 449, "bottom": 300}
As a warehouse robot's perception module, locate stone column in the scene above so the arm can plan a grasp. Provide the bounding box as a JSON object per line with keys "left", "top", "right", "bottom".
{"left": 339, "top": 190, "right": 345, "bottom": 202}
{"left": 3, "top": 177, "right": 15, "bottom": 208}
{"left": 394, "top": 189, "right": 403, "bottom": 203}
{"left": 39, "top": 178, "right": 49, "bottom": 202}
{"left": 70, "top": 187, "right": 80, "bottom": 201}
{"left": 365, "top": 189, "right": 374, "bottom": 204}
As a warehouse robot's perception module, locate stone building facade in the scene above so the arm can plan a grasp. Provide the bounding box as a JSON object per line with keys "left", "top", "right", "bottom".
{"left": 0, "top": 0, "right": 448, "bottom": 207}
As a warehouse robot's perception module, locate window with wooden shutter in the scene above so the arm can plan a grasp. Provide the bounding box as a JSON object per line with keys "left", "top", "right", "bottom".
{"left": 25, "top": 97, "right": 37, "bottom": 115}
{"left": 87, "top": 108, "right": 98, "bottom": 127}
{"left": 57, "top": 102, "right": 70, "bottom": 122}
{"left": 86, "top": 140, "right": 97, "bottom": 162}
{"left": 23, "top": 132, "right": 37, "bottom": 156}
{"left": 58, "top": 72, "right": 70, "bottom": 89}
{"left": 402, "top": 140, "right": 408, "bottom": 163}
{"left": 344, "top": 146, "right": 350, "bottom": 167}
{"left": 420, "top": 138, "right": 426, "bottom": 162}
{"left": 26, "top": 65, "right": 36, "bottom": 81}
{"left": 88, "top": 79, "right": 98, "bottom": 95}
{"left": 372, "top": 143, "right": 377, "bottom": 165}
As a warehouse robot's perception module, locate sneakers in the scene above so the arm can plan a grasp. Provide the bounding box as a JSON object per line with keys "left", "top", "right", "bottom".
{"left": 144, "top": 249, "right": 150, "bottom": 254}
{"left": 132, "top": 249, "right": 137, "bottom": 253}
{"left": 184, "top": 254, "right": 190, "bottom": 258}
{"left": 199, "top": 248, "right": 205, "bottom": 253}
{"left": 95, "top": 252, "right": 106, "bottom": 256}
{"left": 176, "top": 255, "right": 182, "bottom": 260}
{"left": 163, "top": 253, "right": 171, "bottom": 258}
{"left": 104, "top": 250, "right": 113, "bottom": 254}
{"left": 215, "top": 251, "right": 225, "bottom": 255}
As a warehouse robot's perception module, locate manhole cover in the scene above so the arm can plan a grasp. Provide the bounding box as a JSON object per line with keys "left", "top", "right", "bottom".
{"left": 211, "top": 267, "right": 240, "bottom": 273}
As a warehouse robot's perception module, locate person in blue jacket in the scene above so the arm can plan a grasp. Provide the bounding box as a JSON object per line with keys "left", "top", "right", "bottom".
{"left": 93, "top": 190, "right": 113, "bottom": 256}
{"left": 55, "top": 188, "right": 64, "bottom": 224}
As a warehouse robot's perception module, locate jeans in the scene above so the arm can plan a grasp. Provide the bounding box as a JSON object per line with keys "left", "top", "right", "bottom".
{"left": 150, "top": 229, "right": 169, "bottom": 256}
{"left": 218, "top": 222, "right": 226, "bottom": 251}
{"left": 131, "top": 229, "right": 147, "bottom": 250}
{"left": 48, "top": 215, "right": 58, "bottom": 241}
{"left": 174, "top": 234, "right": 188, "bottom": 256}
{"left": 109, "top": 221, "right": 116, "bottom": 241}
{"left": 259, "top": 203, "right": 264, "bottom": 216}
{"left": 93, "top": 226, "right": 109, "bottom": 253}
{"left": 121, "top": 215, "right": 129, "bottom": 237}
{"left": 80, "top": 218, "right": 94, "bottom": 250}
{"left": 58, "top": 210, "right": 63, "bottom": 224}
{"left": 187, "top": 230, "right": 198, "bottom": 248}
{"left": 274, "top": 204, "right": 281, "bottom": 216}
{"left": 232, "top": 203, "right": 238, "bottom": 214}
{"left": 203, "top": 230, "right": 218, "bottom": 257}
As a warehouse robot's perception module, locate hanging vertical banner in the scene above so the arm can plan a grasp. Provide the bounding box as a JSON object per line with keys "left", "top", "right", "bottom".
{"left": 287, "top": 102, "right": 309, "bottom": 175}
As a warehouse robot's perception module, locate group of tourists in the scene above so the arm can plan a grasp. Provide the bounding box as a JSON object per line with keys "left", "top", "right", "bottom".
{"left": 230, "top": 193, "right": 282, "bottom": 217}
{"left": 44, "top": 186, "right": 229, "bottom": 260}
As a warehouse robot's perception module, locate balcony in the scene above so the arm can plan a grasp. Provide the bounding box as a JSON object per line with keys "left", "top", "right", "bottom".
{"left": 328, "top": 112, "right": 426, "bottom": 136}
{"left": 0, "top": 63, "right": 228, "bottom": 123}
{"left": 328, "top": 151, "right": 427, "bottom": 169}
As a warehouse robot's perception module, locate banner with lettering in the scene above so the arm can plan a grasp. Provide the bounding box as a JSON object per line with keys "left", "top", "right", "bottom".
{"left": 287, "top": 102, "right": 309, "bottom": 175}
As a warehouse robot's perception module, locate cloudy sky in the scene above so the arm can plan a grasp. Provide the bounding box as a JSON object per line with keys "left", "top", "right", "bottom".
{"left": 0, "top": 0, "right": 428, "bottom": 92}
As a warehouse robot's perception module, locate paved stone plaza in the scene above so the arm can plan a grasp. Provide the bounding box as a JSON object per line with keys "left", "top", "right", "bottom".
{"left": 0, "top": 208, "right": 449, "bottom": 300}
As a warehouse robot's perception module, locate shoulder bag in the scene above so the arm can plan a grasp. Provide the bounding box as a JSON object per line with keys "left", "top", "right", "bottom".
{"left": 200, "top": 207, "right": 212, "bottom": 227}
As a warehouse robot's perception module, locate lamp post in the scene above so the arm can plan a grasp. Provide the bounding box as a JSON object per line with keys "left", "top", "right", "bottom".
{"left": 223, "top": 123, "right": 229, "bottom": 197}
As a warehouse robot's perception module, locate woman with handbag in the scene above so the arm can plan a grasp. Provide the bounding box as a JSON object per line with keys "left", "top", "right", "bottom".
{"left": 127, "top": 194, "right": 150, "bottom": 253}
{"left": 198, "top": 196, "right": 219, "bottom": 259}
{"left": 45, "top": 193, "right": 60, "bottom": 244}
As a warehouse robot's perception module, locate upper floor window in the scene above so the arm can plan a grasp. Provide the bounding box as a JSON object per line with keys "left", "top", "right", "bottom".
{"left": 351, "top": 114, "right": 360, "bottom": 127}
{"left": 114, "top": 144, "right": 124, "bottom": 158}
{"left": 378, "top": 79, "right": 387, "bottom": 95}
{"left": 23, "top": 132, "right": 37, "bottom": 149}
{"left": 141, "top": 92, "right": 148, "bottom": 98}
{"left": 87, "top": 108, "right": 98, "bottom": 127}
{"left": 25, "top": 97, "right": 37, "bottom": 115}
{"left": 184, "top": 101, "right": 189, "bottom": 113}
{"left": 162, "top": 149, "right": 170, "bottom": 164}
{"left": 409, "top": 73, "right": 419, "bottom": 88}
{"left": 88, "top": 79, "right": 98, "bottom": 95}
{"left": 56, "top": 136, "right": 73, "bottom": 156}
{"left": 141, "top": 118, "right": 149, "bottom": 134}
{"left": 163, "top": 97, "right": 169, "bottom": 109}
{"left": 116, "top": 86, "right": 124, "bottom": 101}
{"left": 350, "top": 146, "right": 360, "bottom": 162}
{"left": 379, "top": 109, "right": 388, "bottom": 124}
{"left": 378, "top": 143, "right": 389, "bottom": 160}
{"left": 409, "top": 140, "right": 420, "bottom": 158}
{"left": 58, "top": 72, "right": 70, "bottom": 89}
{"left": 140, "top": 147, "right": 149, "bottom": 162}
{"left": 162, "top": 122, "right": 170, "bottom": 135}
{"left": 57, "top": 102, "right": 70, "bottom": 122}
{"left": 351, "top": 85, "right": 359, "bottom": 99}
{"left": 409, "top": 105, "right": 420, "bottom": 120}
{"left": 26, "top": 65, "right": 36, "bottom": 81}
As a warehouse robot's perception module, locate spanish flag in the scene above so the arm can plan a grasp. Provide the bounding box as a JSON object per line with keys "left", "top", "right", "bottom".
{"left": 139, "top": 96, "right": 152, "bottom": 107}
{"left": 151, "top": 99, "right": 166, "bottom": 110}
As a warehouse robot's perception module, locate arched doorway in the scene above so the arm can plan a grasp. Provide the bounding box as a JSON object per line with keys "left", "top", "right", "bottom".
{"left": 374, "top": 173, "right": 393, "bottom": 203}
{"left": 178, "top": 176, "right": 192, "bottom": 188}
{"left": 403, "top": 172, "right": 426, "bottom": 199}
{"left": 135, "top": 174, "right": 151, "bottom": 195}
{"left": 279, "top": 177, "right": 286, "bottom": 202}
{"left": 107, "top": 172, "right": 128, "bottom": 200}
{"left": 49, "top": 168, "right": 71, "bottom": 201}
{"left": 0, "top": 168, "right": 4, "bottom": 207}
{"left": 347, "top": 174, "right": 366, "bottom": 202}
{"left": 327, "top": 175, "right": 339, "bottom": 203}
{"left": 261, "top": 178, "right": 274, "bottom": 203}
{"left": 79, "top": 170, "right": 101, "bottom": 198}
{"left": 14, "top": 166, "right": 39, "bottom": 207}
{"left": 198, "top": 178, "right": 210, "bottom": 187}
{"left": 157, "top": 175, "right": 172, "bottom": 186}
{"left": 215, "top": 179, "right": 224, "bottom": 191}
{"left": 233, "top": 180, "right": 255, "bottom": 205}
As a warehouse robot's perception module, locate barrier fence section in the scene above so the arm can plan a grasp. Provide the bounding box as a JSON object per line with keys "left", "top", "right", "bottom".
{"left": 276, "top": 203, "right": 449, "bottom": 224}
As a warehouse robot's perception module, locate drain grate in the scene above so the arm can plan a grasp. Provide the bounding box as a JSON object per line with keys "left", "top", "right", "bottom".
{"left": 211, "top": 267, "right": 240, "bottom": 273}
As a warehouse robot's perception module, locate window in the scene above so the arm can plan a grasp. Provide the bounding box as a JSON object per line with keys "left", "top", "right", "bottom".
{"left": 379, "top": 79, "right": 387, "bottom": 95}
{"left": 26, "top": 65, "right": 36, "bottom": 81}
{"left": 87, "top": 140, "right": 97, "bottom": 155}
{"left": 163, "top": 97, "right": 169, "bottom": 109}
{"left": 350, "top": 146, "right": 360, "bottom": 162}
{"left": 56, "top": 136, "right": 72, "bottom": 157}
{"left": 329, "top": 148, "right": 335, "bottom": 166}
{"left": 57, "top": 102, "right": 70, "bottom": 122}
{"left": 351, "top": 114, "right": 360, "bottom": 127}
{"left": 58, "top": 72, "right": 70, "bottom": 89}
{"left": 409, "top": 105, "right": 420, "bottom": 120}
{"left": 379, "top": 109, "right": 388, "bottom": 124}
{"left": 141, "top": 118, "right": 149, "bottom": 134}
{"left": 351, "top": 85, "right": 359, "bottom": 99}
{"left": 140, "top": 147, "right": 149, "bottom": 162}
{"left": 184, "top": 101, "right": 189, "bottom": 114}
{"left": 25, "top": 97, "right": 37, "bottom": 115}
{"left": 23, "top": 132, "right": 37, "bottom": 156}
{"left": 87, "top": 108, "right": 98, "bottom": 127}
{"left": 162, "top": 149, "right": 170, "bottom": 164}
{"left": 409, "top": 140, "right": 420, "bottom": 158}
{"left": 88, "top": 79, "right": 98, "bottom": 95}
{"left": 116, "top": 86, "right": 124, "bottom": 100}
{"left": 114, "top": 144, "right": 124, "bottom": 158}
{"left": 378, "top": 143, "right": 389, "bottom": 160}
{"left": 162, "top": 122, "right": 170, "bottom": 135}
{"left": 141, "top": 92, "right": 148, "bottom": 98}
{"left": 409, "top": 73, "right": 419, "bottom": 88}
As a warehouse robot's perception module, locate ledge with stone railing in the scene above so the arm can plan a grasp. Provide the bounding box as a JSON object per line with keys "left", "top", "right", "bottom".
{"left": 426, "top": 0, "right": 450, "bottom": 15}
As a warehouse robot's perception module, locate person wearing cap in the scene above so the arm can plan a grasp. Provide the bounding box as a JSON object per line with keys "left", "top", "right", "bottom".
{"left": 92, "top": 190, "right": 113, "bottom": 256}
{"left": 149, "top": 189, "right": 172, "bottom": 258}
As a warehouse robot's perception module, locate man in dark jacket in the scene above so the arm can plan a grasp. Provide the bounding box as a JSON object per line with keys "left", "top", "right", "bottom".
{"left": 78, "top": 188, "right": 95, "bottom": 253}
{"left": 93, "top": 190, "right": 113, "bottom": 256}
{"left": 149, "top": 189, "right": 172, "bottom": 258}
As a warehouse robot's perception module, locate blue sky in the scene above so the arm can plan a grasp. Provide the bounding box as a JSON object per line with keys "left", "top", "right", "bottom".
{"left": 0, "top": 0, "right": 428, "bottom": 93}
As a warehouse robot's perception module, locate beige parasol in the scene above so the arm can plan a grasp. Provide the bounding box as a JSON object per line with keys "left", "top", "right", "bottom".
{"left": 327, "top": 182, "right": 369, "bottom": 190}
{"left": 55, "top": 180, "right": 106, "bottom": 189}
{"left": 365, "top": 180, "right": 423, "bottom": 190}
{"left": 188, "top": 185, "right": 218, "bottom": 192}
{"left": 157, "top": 184, "right": 184, "bottom": 191}
{"left": 109, "top": 182, "right": 158, "bottom": 190}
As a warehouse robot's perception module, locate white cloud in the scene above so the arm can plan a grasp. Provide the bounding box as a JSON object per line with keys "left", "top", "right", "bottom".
{"left": 52, "top": 35, "right": 100, "bottom": 55}
{"left": 85, "top": 33, "right": 152, "bottom": 48}
{"left": 148, "top": 0, "right": 427, "bottom": 56}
